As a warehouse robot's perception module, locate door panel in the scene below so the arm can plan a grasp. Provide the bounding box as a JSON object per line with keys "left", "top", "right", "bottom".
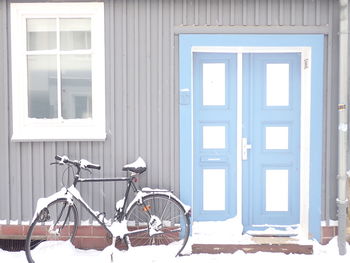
{"left": 193, "top": 53, "right": 237, "bottom": 221}
{"left": 242, "top": 53, "right": 301, "bottom": 232}
{"left": 193, "top": 52, "right": 301, "bottom": 230}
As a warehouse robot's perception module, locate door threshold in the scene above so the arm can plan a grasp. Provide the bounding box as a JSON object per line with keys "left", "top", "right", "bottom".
{"left": 251, "top": 236, "right": 300, "bottom": 245}
{"left": 246, "top": 226, "right": 300, "bottom": 237}
{"left": 247, "top": 231, "right": 298, "bottom": 237}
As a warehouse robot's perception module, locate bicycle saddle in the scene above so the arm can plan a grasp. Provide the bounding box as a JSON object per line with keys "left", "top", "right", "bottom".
{"left": 122, "top": 157, "right": 147, "bottom": 174}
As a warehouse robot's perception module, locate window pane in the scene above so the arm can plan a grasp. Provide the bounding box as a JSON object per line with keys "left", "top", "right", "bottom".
{"left": 202, "top": 126, "right": 226, "bottom": 149}
{"left": 26, "top": 19, "right": 56, "bottom": 51}
{"left": 265, "top": 126, "right": 289, "bottom": 150}
{"left": 266, "top": 64, "right": 290, "bottom": 106}
{"left": 265, "top": 169, "right": 289, "bottom": 211}
{"left": 61, "top": 55, "right": 92, "bottom": 119}
{"left": 60, "top": 18, "right": 91, "bottom": 51}
{"left": 27, "top": 55, "right": 58, "bottom": 118}
{"left": 202, "top": 63, "right": 226, "bottom": 106}
{"left": 203, "top": 169, "right": 226, "bottom": 211}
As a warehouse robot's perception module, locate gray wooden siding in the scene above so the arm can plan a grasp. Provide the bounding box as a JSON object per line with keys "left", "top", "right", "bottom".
{"left": 0, "top": 0, "right": 340, "bottom": 224}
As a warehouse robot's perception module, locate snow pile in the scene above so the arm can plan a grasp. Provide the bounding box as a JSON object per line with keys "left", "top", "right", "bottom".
{"left": 190, "top": 217, "right": 320, "bottom": 246}
{"left": 191, "top": 217, "right": 253, "bottom": 244}
{"left": 313, "top": 237, "right": 350, "bottom": 256}
{"left": 1, "top": 237, "right": 350, "bottom": 263}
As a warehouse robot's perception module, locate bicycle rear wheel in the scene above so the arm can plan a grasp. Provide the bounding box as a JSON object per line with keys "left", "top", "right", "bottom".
{"left": 126, "top": 193, "right": 190, "bottom": 256}
{"left": 25, "top": 198, "right": 78, "bottom": 263}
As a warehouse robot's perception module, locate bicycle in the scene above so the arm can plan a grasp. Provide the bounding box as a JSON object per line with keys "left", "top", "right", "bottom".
{"left": 25, "top": 155, "right": 191, "bottom": 263}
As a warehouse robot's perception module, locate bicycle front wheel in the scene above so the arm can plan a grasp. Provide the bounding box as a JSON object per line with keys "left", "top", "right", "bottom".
{"left": 126, "top": 193, "right": 190, "bottom": 256}
{"left": 25, "top": 198, "right": 78, "bottom": 263}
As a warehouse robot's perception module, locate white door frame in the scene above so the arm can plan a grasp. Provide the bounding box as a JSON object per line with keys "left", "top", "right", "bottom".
{"left": 191, "top": 46, "right": 311, "bottom": 239}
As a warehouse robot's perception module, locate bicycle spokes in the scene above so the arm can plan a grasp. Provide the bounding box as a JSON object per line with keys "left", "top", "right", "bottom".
{"left": 126, "top": 194, "right": 190, "bottom": 256}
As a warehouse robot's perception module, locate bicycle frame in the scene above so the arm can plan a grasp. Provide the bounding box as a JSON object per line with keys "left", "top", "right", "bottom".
{"left": 77, "top": 176, "right": 138, "bottom": 218}
{"left": 66, "top": 174, "right": 142, "bottom": 239}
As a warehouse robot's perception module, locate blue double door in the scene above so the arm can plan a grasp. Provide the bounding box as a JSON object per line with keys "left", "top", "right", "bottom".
{"left": 193, "top": 52, "right": 301, "bottom": 233}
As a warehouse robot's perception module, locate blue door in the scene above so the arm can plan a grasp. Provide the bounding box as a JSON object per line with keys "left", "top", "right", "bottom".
{"left": 242, "top": 53, "right": 301, "bottom": 233}
{"left": 193, "top": 53, "right": 237, "bottom": 221}
{"left": 193, "top": 52, "right": 301, "bottom": 232}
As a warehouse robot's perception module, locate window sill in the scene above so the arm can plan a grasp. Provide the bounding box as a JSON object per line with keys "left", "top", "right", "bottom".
{"left": 11, "top": 126, "right": 106, "bottom": 142}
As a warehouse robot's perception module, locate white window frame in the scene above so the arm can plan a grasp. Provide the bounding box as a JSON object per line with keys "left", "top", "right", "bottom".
{"left": 10, "top": 2, "right": 105, "bottom": 141}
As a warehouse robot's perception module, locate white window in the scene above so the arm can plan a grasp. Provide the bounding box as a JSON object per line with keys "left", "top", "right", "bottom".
{"left": 10, "top": 3, "right": 105, "bottom": 141}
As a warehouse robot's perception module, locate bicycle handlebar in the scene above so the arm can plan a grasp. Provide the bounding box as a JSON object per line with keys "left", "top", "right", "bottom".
{"left": 55, "top": 155, "right": 101, "bottom": 170}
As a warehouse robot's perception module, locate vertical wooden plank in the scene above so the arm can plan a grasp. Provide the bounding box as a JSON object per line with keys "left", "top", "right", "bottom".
{"left": 194, "top": 0, "right": 199, "bottom": 25}
{"left": 242, "top": 0, "right": 247, "bottom": 25}
{"left": 104, "top": 0, "right": 115, "bottom": 210}
{"left": 122, "top": 0, "right": 127, "bottom": 164}
{"left": 206, "top": 0, "right": 211, "bottom": 25}
{"left": 320, "top": 0, "right": 330, "bottom": 26}
{"left": 79, "top": 142, "right": 90, "bottom": 221}
{"left": 295, "top": 0, "right": 304, "bottom": 26}
{"left": 157, "top": 0, "right": 163, "bottom": 188}
{"left": 92, "top": 142, "right": 104, "bottom": 217}
{"left": 111, "top": 0, "right": 124, "bottom": 201}
{"left": 20, "top": 143, "right": 32, "bottom": 223}
{"left": 107, "top": 0, "right": 116, "bottom": 178}
{"left": 279, "top": 0, "right": 284, "bottom": 25}
{"left": 183, "top": 0, "right": 187, "bottom": 25}
{"left": 149, "top": 0, "right": 158, "bottom": 188}
{"left": 53, "top": 142, "right": 67, "bottom": 196}
{"left": 9, "top": 143, "right": 21, "bottom": 222}
{"left": 144, "top": 0, "right": 151, "bottom": 187}
{"left": 316, "top": 0, "right": 321, "bottom": 26}
{"left": 283, "top": 0, "right": 291, "bottom": 26}
{"left": 218, "top": 0, "right": 223, "bottom": 25}
{"left": 255, "top": 0, "right": 260, "bottom": 26}
{"left": 186, "top": 0, "right": 195, "bottom": 25}
{"left": 67, "top": 142, "right": 81, "bottom": 216}
{"left": 134, "top": 0, "right": 140, "bottom": 157}
{"left": 31, "top": 143, "right": 45, "bottom": 221}
{"left": 267, "top": 0, "right": 272, "bottom": 25}
{"left": 303, "top": 0, "right": 307, "bottom": 25}
{"left": 42, "top": 142, "right": 54, "bottom": 198}
{"left": 245, "top": 0, "right": 255, "bottom": 25}
{"left": 107, "top": 0, "right": 117, "bottom": 218}
{"left": 163, "top": 0, "right": 171, "bottom": 190}
{"left": 138, "top": 0, "right": 147, "bottom": 165}
{"left": 291, "top": 0, "right": 296, "bottom": 25}
{"left": 173, "top": 0, "right": 182, "bottom": 25}
{"left": 229, "top": 0, "right": 234, "bottom": 25}
{"left": 126, "top": 0, "right": 136, "bottom": 161}
{"left": 170, "top": 0, "right": 176, "bottom": 193}
{"left": 220, "top": 0, "right": 230, "bottom": 25}
{"left": 174, "top": 33, "right": 180, "bottom": 195}
{"left": 0, "top": 0, "right": 10, "bottom": 223}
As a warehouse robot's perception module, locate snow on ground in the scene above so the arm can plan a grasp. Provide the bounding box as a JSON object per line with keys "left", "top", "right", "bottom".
{"left": 1, "top": 237, "right": 349, "bottom": 263}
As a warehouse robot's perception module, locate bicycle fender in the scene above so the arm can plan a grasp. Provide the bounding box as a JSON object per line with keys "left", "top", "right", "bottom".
{"left": 141, "top": 188, "right": 191, "bottom": 215}
{"left": 31, "top": 187, "right": 72, "bottom": 223}
{"left": 126, "top": 189, "right": 191, "bottom": 216}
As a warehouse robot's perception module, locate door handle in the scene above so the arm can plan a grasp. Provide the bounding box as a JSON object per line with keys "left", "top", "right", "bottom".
{"left": 242, "top": 138, "right": 252, "bottom": 160}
